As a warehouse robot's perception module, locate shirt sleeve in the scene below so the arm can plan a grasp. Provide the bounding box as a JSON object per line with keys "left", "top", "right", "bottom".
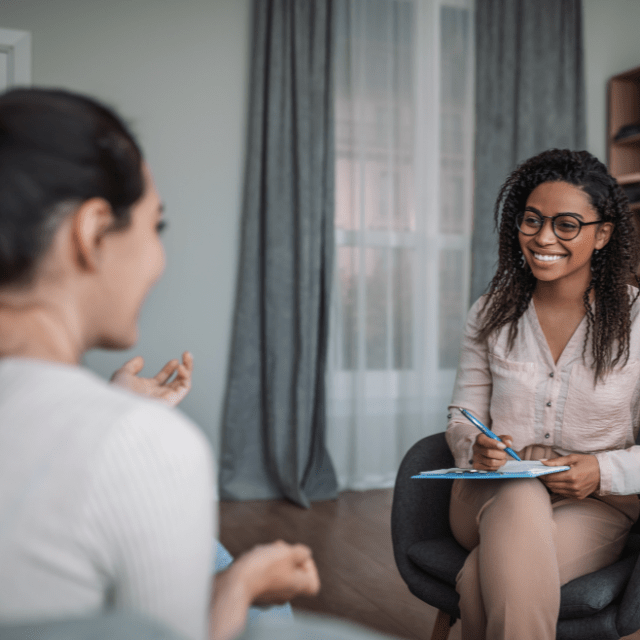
{"left": 446, "top": 298, "right": 493, "bottom": 468}
{"left": 80, "top": 402, "right": 215, "bottom": 640}
{"left": 595, "top": 446, "right": 640, "bottom": 495}
{"left": 594, "top": 291, "right": 640, "bottom": 496}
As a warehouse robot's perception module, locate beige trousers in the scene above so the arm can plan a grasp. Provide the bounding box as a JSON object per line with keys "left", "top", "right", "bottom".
{"left": 449, "top": 447, "right": 639, "bottom": 640}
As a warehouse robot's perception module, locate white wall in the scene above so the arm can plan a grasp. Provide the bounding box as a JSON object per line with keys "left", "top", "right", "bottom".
{"left": 583, "top": 0, "right": 640, "bottom": 162}
{"left": 0, "top": 0, "right": 251, "bottom": 451}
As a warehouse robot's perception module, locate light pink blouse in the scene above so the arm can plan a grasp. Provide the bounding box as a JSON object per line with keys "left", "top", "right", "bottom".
{"left": 446, "top": 287, "right": 640, "bottom": 495}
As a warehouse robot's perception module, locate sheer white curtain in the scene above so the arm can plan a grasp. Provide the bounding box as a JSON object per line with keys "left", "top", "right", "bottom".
{"left": 328, "top": 0, "right": 475, "bottom": 490}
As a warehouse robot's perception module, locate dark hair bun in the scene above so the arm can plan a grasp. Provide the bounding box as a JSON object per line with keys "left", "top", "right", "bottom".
{"left": 0, "top": 88, "right": 144, "bottom": 286}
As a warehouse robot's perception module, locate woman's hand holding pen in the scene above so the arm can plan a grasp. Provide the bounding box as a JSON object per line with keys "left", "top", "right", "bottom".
{"left": 472, "top": 433, "right": 515, "bottom": 470}
{"left": 540, "top": 454, "right": 601, "bottom": 500}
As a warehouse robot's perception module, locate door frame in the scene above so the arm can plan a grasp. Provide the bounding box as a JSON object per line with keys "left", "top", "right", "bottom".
{"left": 0, "top": 28, "right": 32, "bottom": 90}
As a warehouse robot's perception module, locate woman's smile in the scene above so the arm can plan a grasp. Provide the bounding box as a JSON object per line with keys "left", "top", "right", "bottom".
{"left": 532, "top": 252, "right": 567, "bottom": 263}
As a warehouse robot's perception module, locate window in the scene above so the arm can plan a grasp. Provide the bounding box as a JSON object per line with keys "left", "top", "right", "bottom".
{"left": 328, "top": 0, "right": 474, "bottom": 489}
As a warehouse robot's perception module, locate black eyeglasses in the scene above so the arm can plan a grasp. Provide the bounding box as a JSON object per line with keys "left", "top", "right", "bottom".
{"left": 515, "top": 211, "right": 602, "bottom": 241}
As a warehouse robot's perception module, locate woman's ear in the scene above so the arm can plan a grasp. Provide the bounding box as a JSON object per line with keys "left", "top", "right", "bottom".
{"left": 71, "top": 198, "right": 115, "bottom": 271}
{"left": 595, "top": 221, "right": 614, "bottom": 250}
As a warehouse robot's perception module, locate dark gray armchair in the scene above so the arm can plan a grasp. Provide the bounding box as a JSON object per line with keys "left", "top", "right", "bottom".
{"left": 391, "top": 432, "right": 640, "bottom": 640}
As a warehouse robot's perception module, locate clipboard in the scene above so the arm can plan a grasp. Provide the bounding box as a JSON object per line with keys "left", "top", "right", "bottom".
{"left": 413, "top": 460, "right": 570, "bottom": 480}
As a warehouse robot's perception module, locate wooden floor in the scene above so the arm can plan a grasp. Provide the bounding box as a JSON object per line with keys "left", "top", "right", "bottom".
{"left": 221, "top": 489, "right": 640, "bottom": 640}
{"left": 219, "top": 489, "right": 459, "bottom": 640}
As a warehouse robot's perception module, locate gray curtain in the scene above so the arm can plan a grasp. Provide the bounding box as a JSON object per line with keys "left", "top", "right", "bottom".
{"left": 219, "top": 0, "right": 338, "bottom": 508}
{"left": 470, "top": 0, "right": 585, "bottom": 303}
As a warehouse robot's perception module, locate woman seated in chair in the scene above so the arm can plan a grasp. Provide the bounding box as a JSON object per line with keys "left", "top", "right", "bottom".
{"left": 446, "top": 148, "right": 640, "bottom": 640}
{"left": 0, "top": 88, "right": 319, "bottom": 640}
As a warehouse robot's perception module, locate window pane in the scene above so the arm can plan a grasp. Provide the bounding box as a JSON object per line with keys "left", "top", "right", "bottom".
{"left": 335, "top": 156, "right": 360, "bottom": 231}
{"left": 392, "top": 248, "right": 413, "bottom": 369}
{"left": 439, "top": 249, "right": 465, "bottom": 369}
{"left": 365, "top": 247, "right": 389, "bottom": 369}
{"left": 439, "top": 5, "right": 471, "bottom": 236}
{"left": 337, "top": 246, "right": 414, "bottom": 371}
{"left": 334, "top": 0, "right": 415, "bottom": 234}
{"left": 338, "top": 246, "right": 359, "bottom": 370}
{"left": 440, "top": 5, "right": 470, "bottom": 108}
{"left": 440, "top": 157, "right": 465, "bottom": 234}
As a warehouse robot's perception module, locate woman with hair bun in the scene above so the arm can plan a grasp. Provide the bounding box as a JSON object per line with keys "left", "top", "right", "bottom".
{"left": 0, "top": 88, "right": 318, "bottom": 640}
{"left": 446, "top": 149, "right": 640, "bottom": 639}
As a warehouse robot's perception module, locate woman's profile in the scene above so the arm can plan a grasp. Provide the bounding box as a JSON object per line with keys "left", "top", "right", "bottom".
{"left": 446, "top": 148, "right": 640, "bottom": 639}
{"left": 0, "top": 87, "right": 319, "bottom": 640}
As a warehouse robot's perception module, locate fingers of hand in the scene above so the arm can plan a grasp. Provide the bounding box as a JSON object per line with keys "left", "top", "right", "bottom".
{"left": 127, "top": 355, "right": 145, "bottom": 373}
{"left": 474, "top": 457, "right": 504, "bottom": 470}
{"left": 499, "top": 436, "right": 514, "bottom": 450}
{"left": 154, "top": 360, "right": 179, "bottom": 384}
{"left": 541, "top": 456, "right": 600, "bottom": 499}
{"left": 297, "top": 557, "right": 320, "bottom": 595}
{"left": 286, "top": 542, "right": 312, "bottom": 562}
{"left": 282, "top": 543, "right": 319, "bottom": 595}
{"left": 473, "top": 434, "right": 509, "bottom": 469}
{"left": 111, "top": 356, "right": 144, "bottom": 380}
{"left": 543, "top": 454, "right": 575, "bottom": 467}
{"left": 174, "top": 363, "right": 192, "bottom": 388}
{"left": 241, "top": 541, "right": 320, "bottom": 604}
{"left": 475, "top": 433, "right": 505, "bottom": 450}
{"left": 182, "top": 351, "right": 194, "bottom": 372}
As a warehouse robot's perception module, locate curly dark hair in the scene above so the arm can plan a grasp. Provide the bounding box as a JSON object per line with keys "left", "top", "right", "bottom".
{"left": 476, "top": 148, "right": 640, "bottom": 383}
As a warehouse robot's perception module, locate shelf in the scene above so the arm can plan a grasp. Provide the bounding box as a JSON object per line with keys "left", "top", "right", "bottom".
{"left": 615, "top": 172, "right": 640, "bottom": 185}
{"left": 612, "top": 132, "right": 640, "bottom": 146}
{"left": 610, "top": 66, "right": 640, "bottom": 274}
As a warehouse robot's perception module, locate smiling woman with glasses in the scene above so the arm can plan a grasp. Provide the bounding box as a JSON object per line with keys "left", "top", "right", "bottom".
{"left": 443, "top": 148, "right": 640, "bottom": 640}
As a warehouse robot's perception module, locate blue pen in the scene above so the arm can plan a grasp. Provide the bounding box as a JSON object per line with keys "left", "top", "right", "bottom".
{"left": 458, "top": 407, "right": 521, "bottom": 461}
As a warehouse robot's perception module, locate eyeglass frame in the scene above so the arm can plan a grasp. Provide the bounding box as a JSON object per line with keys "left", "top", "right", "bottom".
{"left": 515, "top": 211, "right": 603, "bottom": 241}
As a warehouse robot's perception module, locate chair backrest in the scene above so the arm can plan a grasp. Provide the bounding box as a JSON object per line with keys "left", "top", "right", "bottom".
{"left": 391, "top": 432, "right": 456, "bottom": 573}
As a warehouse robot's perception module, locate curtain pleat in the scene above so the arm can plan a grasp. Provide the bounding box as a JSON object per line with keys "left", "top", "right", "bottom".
{"left": 219, "top": 0, "right": 338, "bottom": 507}
{"left": 470, "top": 0, "right": 585, "bottom": 303}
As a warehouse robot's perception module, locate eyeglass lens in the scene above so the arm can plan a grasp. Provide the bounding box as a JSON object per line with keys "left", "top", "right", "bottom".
{"left": 516, "top": 213, "right": 582, "bottom": 240}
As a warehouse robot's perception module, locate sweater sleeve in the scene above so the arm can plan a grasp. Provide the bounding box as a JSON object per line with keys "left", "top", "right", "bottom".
{"left": 80, "top": 402, "right": 215, "bottom": 640}
{"left": 446, "top": 298, "right": 493, "bottom": 468}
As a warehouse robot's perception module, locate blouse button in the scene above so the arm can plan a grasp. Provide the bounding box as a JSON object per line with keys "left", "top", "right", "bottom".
{"left": 447, "top": 413, "right": 452, "bottom": 419}
{"left": 545, "top": 433, "right": 550, "bottom": 439}
{"left": 549, "top": 372, "right": 554, "bottom": 378}
{"left": 546, "top": 401, "right": 552, "bottom": 407}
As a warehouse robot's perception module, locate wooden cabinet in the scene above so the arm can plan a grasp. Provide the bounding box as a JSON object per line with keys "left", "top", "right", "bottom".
{"left": 608, "top": 64, "right": 640, "bottom": 211}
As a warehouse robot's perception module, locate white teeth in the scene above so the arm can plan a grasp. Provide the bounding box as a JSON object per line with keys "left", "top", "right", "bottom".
{"left": 534, "top": 253, "right": 564, "bottom": 262}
